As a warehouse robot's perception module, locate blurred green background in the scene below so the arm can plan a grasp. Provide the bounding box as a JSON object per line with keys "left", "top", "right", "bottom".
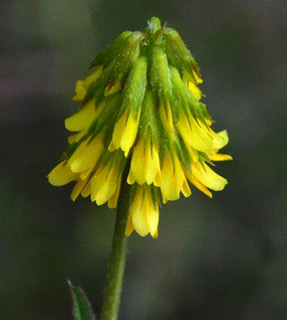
{"left": 1, "top": 0, "right": 286, "bottom": 319}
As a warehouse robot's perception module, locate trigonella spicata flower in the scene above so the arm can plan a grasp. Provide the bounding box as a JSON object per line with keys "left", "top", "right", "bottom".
{"left": 48, "top": 17, "right": 232, "bottom": 238}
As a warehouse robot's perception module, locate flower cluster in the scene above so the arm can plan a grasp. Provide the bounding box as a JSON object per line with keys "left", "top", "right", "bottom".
{"left": 48, "top": 17, "right": 232, "bottom": 238}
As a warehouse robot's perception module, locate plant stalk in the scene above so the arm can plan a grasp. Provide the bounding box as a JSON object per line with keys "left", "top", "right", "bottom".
{"left": 101, "top": 166, "right": 130, "bottom": 320}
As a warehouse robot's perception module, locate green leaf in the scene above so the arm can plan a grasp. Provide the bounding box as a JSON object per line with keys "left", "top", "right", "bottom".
{"left": 68, "top": 279, "right": 96, "bottom": 320}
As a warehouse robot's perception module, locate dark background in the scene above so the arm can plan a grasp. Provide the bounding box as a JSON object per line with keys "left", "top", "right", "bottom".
{"left": 1, "top": 1, "right": 287, "bottom": 319}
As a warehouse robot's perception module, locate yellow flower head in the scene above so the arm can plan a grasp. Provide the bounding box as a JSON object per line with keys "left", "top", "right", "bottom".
{"left": 48, "top": 17, "right": 232, "bottom": 238}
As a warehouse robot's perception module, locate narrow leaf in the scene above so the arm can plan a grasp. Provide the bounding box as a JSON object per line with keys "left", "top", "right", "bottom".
{"left": 68, "top": 279, "right": 96, "bottom": 320}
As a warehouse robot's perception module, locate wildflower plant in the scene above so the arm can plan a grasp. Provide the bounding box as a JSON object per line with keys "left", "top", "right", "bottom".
{"left": 48, "top": 17, "right": 231, "bottom": 320}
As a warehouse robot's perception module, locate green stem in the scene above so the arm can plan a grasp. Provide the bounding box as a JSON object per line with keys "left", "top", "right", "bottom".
{"left": 101, "top": 167, "right": 130, "bottom": 320}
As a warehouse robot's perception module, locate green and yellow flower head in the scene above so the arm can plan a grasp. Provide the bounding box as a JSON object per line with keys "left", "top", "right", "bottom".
{"left": 48, "top": 17, "right": 232, "bottom": 238}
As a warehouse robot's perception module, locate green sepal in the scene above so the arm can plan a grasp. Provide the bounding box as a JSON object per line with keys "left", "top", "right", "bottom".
{"left": 107, "top": 149, "right": 126, "bottom": 179}
{"left": 146, "top": 17, "right": 162, "bottom": 36}
{"left": 150, "top": 184, "right": 160, "bottom": 209}
{"left": 68, "top": 280, "right": 96, "bottom": 320}
{"left": 94, "top": 149, "right": 126, "bottom": 179}
{"left": 139, "top": 90, "right": 160, "bottom": 145}
{"left": 158, "top": 127, "right": 175, "bottom": 163}
{"left": 89, "top": 31, "right": 132, "bottom": 69}
{"left": 83, "top": 59, "right": 117, "bottom": 105}
{"left": 105, "top": 32, "right": 142, "bottom": 93}
{"left": 88, "top": 93, "right": 121, "bottom": 139}
{"left": 150, "top": 46, "right": 172, "bottom": 102}
{"left": 118, "top": 55, "right": 147, "bottom": 118}
{"left": 198, "top": 151, "right": 214, "bottom": 165}
{"left": 60, "top": 138, "right": 85, "bottom": 162}
{"left": 169, "top": 66, "right": 191, "bottom": 121}
{"left": 174, "top": 135, "right": 192, "bottom": 172}
{"left": 115, "top": 152, "right": 127, "bottom": 179}
{"left": 164, "top": 28, "right": 200, "bottom": 82}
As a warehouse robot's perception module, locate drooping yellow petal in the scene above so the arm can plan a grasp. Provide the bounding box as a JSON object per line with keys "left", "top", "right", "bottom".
{"left": 71, "top": 177, "right": 89, "bottom": 201}
{"left": 177, "top": 114, "right": 213, "bottom": 153}
{"left": 79, "top": 165, "right": 95, "bottom": 180}
{"left": 160, "top": 152, "right": 191, "bottom": 201}
{"left": 72, "top": 66, "right": 103, "bottom": 102}
{"left": 186, "top": 174, "right": 213, "bottom": 198}
{"left": 105, "top": 81, "right": 122, "bottom": 95}
{"left": 90, "top": 165, "right": 119, "bottom": 205}
{"left": 186, "top": 144, "right": 199, "bottom": 162}
{"left": 83, "top": 66, "right": 103, "bottom": 87}
{"left": 210, "top": 130, "right": 229, "bottom": 150}
{"left": 145, "top": 142, "right": 161, "bottom": 185}
{"left": 192, "top": 162, "right": 227, "bottom": 191}
{"left": 120, "top": 113, "right": 140, "bottom": 157}
{"left": 109, "top": 111, "right": 140, "bottom": 157}
{"left": 130, "top": 188, "right": 148, "bottom": 237}
{"left": 127, "top": 170, "right": 135, "bottom": 184}
{"left": 65, "top": 98, "right": 96, "bottom": 132}
{"left": 146, "top": 200, "right": 159, "bottom": 238}
{"left": 129, "top": 137, "right": 161, "bottom": 185}
{"left": 67, "top": 135, "right": 104, "bottom": 173}
{"left": 48, "top": 161, "right": 78, "bottom": 186}
{"left": 159, "top": 101, "right": 174, "bottom": 138}
{"left": 193, "top": 70, "right": 203, "bottom": 84}
{"left": 125, "top": 213, "right": 135, "bottom": 236}
{"left": 188, "top": 82, "right": 201, "bottom": 100}
{"left": 72, "top": 80, "right": 86, "bottom": 102}
{"left": 81, "top": 181, "right": 91, "bottom": 198}
{"left": 108, "top": 178, "right": 121, "bottom": 209}
{"left": 68, "top": 129, "right": 87, "bottom": 144}
{"left": 128, "top": 186, "right": 159, "bottom": 238}
{"left": 209, "top": 153, "right": 233, "bottom": 161}
{"left": 108, "top": 113, "right": 127, "bottom": 152}
{"left": 128, "top": 138, "right": 145, "bottom": 184}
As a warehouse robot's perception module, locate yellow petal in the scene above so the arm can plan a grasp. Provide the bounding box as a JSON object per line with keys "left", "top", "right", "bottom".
{"left": 90, "top": 166, "right": 118, "bottom": 205}
{"left": 108, "top": 113, "right": 128, "bottom": 151}
{"left": 67, "top": 129, "right": 87, "bottom": 144}
{"left": 162, "top": 196, "right": 168, "bottom": 204}
{"left": 79, "top": 165, "right": 94, "bottom": 180}
{"left": 129, "top": 188, "right": 148, "bottom": 237}
{"left": 127, "top": 170, "right": 135, "bottom": 184}
{"left": 129, "top": 186, "right": 159, "bottom": 238}
{"left": 186, "top": 145, "right": 199, "bottom": 162}
{"left": 146, "top": 203, "right": 159, "bottom": 238}
{"left": 159, "top": 101, "right": 174, "bottom": 138}
{"left": 71, "top": 178, "right": 89, "bottom": 201}
{"left": 130, "top": 187, "right": 159, "bottom": 237}
{"left": 209, "top": 154, "right": 233, "bottom": 161}
{"left": 109, "top": 111, "right": 140, "bottom": 157}
{"left": 160, "top": 152, "right": 191, "bottom": 201}
{"left": 81, "top": 181, "right": 91, "bottom": 198}
{"left": 129, "top": 138, "right": 161, "bottom": 185}
{"left": 187, "top": 174, "right": 213, "bottom": 198}
{"left": 177, "top": 114, "right": 213, "bottom": 153}
{"left": 83, "top": 65, "right": 103, "bottom": 87}
{"left": 48, "top": 161, "right": 78, "bottom": 186}
{"left": 125, "top": 213, "right": 135, "bottom": 236}
{"left": 129, "top": 138, "right": 145, "bottom": 184}
{"left": 72, "top": 80, "right": 86, "bottom": 102}
{"left": 145, "top": 141, "right": 161, "bottom": 185}
{"left": 188, "top": 82, "right": 201, "bottom": 100}
{"left": 192, "top": 162, "right": 227, "bottom": 191}
{"left": 68, "top": 135, "right": 104, "bottom": 173}
{"left": 211, "top": 130, "right": 229, "bottom": 150}
{"left": 105, "top": 81, "right": 121, "bottom": 95}
{"left": 65, "top": 99, "right": 96, "bottom": 132}
{"left": 182, "top": 179, "right": 192, "bottom": 197}
{"left": 108, "top": 178, "right": 121, "bottom": 209}
{"left": 193, "top": 70, "right": 203, "bottom": 84}
{"left": 120, "top": 112, "right": 140, "bottom": 157}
